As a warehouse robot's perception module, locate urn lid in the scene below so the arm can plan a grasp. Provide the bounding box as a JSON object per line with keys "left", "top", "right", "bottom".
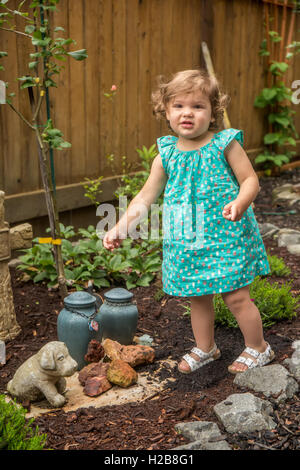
{"left": 64, "top": 291, "right": 96, "bottom": 308}
{"left": 104, "top": 287, "right": 133, "bottom": 303}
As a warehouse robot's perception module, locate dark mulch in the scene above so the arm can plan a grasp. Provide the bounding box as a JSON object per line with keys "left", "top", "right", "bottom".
{"left": 1, "top": 169, "right": 300, "bottom": 451}
{"left": 255, "top": 167, "right": 300, "bottom": 232}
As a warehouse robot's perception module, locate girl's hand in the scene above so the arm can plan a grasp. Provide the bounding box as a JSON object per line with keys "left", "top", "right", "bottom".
{"left": 222, "top": 200, "right": 245, "bottom": 222}
{"left": 103, "top": 227, "right": 125, "bottom": 251}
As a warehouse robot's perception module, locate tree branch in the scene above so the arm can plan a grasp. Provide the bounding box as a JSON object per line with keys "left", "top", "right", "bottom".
{"left": 7, "top": 102, "right": 35, "bottom": 130}
{"left": 0, "top": 26, "right": 31, "bottom": 39}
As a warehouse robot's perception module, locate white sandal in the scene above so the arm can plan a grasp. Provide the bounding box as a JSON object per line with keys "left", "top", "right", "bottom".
{"left": 178, "top": 344, "right": 221, "bottom": 374}
{"left": 228, "top": 342, "right": 275, "bottom": 375}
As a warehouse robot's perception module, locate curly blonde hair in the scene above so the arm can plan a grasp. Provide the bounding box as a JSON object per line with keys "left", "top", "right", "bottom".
{"left": 151, "top": 69, "right": 230, "bottom": 131}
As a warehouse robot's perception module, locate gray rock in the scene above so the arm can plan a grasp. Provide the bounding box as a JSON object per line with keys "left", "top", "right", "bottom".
{"left": 258, "top": 223, "right": 280, "bottom": 239}
{"left": 286, "top": 244, "right": 300, "bottom": 256}
{"left": 0, "top": 340, "right": 5, "bottom": 365}
{"left": 213, "top": 393, "right": 276, "bottom": 434}
{"left": 8, "top": 258, "right": 22, "bottom": 268}
{"left": 277, "top": 228, "right": 300, "bottom": 247}
{"left": 272, "top": 184, "right": 294, "bottom": 198}
{"left": 233, "top": 364, "right": 299, "bottom": 403}
{"left": 173, "top": 421, "right": 231, "bottom": 450}
{"left": 292, "top": 340, "right": 300, "bottom": 351}
{"left": 272, "top": 184, "right": 300, "bottom": 207}
{"left": 173, "top": 439, "right": 231, "bottom": 450}
{"left": 283, "top": 348, "right": 300, "bottom": 380}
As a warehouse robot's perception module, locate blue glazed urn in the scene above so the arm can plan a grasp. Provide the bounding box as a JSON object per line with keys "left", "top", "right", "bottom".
{"left": 57, "top": 291, "right": 103, "bottom": 370}
{"left": 99, "top": 288, "right": 138, "bottom": 345}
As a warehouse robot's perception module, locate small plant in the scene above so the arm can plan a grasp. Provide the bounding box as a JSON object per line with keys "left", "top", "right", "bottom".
{"left": 267, "top": 253, "right": 291, "bottom": 277}
{"left": 0, "top": 395, "right": 47, "bottom": 450}
{"left": 82, "top": 176, "right": 104, "bottom": 207}
{"left": 115, "top": 144, "right": 160, "bottom": 201}
{"left": 182, "top": 276, "right": 300, "bottom": 329}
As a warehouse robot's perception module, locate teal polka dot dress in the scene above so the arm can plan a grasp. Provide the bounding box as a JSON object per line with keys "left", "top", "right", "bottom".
{"left": 157, "top": 128, "right": 270, "bottom": 297}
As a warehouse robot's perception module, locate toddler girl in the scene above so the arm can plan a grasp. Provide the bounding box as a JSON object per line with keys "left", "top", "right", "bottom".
{"left": 103, "top": 69, "right": 275, "bottom": 375}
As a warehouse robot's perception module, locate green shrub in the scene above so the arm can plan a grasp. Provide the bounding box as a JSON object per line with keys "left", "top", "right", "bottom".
{"left": 183, "top": 276, "right": 300, "bottom": 329}
{"left": 267, "top": 253, "right": 291, "bottom": 277}
{"left": 0, "top": 395, "right": 47, "bottom": 450}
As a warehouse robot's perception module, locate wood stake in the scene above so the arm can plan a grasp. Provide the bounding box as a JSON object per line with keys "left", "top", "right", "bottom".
{"left": 274, "top": 2, "right": 279, "bottom": 61}
{"left": 201, "top": 41, "right": 231, "bottom": 129}
{"left": 280, "top": 0, "right": 288, "bottom": 62}
{"left": 285, "top": 6, "right": 296, "bottom": 62}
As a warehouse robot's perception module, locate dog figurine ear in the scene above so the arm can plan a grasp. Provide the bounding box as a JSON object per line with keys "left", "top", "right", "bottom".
{"left": 40, "top": 349, "right": 56, "bottom": 370}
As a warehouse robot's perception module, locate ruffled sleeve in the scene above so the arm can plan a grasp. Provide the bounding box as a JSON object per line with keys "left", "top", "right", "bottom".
{"left": 157, "top": 135, "right": 177, "bottom": 175}
{"left": 215, "top": 128, "right": 244, "bottom": 150}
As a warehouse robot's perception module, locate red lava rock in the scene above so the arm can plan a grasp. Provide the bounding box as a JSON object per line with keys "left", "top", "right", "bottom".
{"left": 107, "top": 359, "right": 138, "bottom": 388}
{"left": 103, "top": 339, "right": 155, "bottom": 367}
{"left": 84, "top": 339, "right": 105, "bottom": 363}
{"left": 121, "top": 345, "right": 155, "bottom": 367}
{"left": 78, "top": 362, "right": 109, "bottom": 386}
{"left": 83, "top": 375, "right": 112, "bottom": 397}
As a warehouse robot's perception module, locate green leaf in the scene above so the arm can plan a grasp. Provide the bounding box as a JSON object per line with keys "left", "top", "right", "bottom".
{"left": 270, "top": 61, "right": 289, "bottom": 75}
{"left": 28, "top": 61, "right": 38, "bottom": 69}
{"left": 126, "top": 279, "right": 138, "bottom": 290}
{"left": 32, "top": 37, "right": 51, "bottom": 47}
{"left": 30, "top": 52, "right": 42, "bottom": 58}
{"left": 262, "top": 88, "right": 277, "bottom": 101}
{"left": 285, "top": 136, "right": 296, "bottom": 146}
{"left": 33, "top": 272, "right": 48, "bottom": 283}
{"left": 268, "top": 31, "right": 282, "bottom": 43}
{"left": 46, "top": 128, "right": 62, "bottom": 137}
{"left": 264, "top": 133, "right": 280, "bottom": 145}
{"left": 59, "top": 141, "right": 71, "bottom": 148}
{"left": 273, "top": 155, "right": 290, "bottom": 166}
{"left": 45, "top": 78, "right": 57, "bottom": 88}
{"left": 110, "top": 254, "right": 123, "bottom": 270}
{"left": 67, "top": 49, "right": 88, "bottom": 61}
{"left": 136, "top": 273, "right": 154, "bottom": 287}
{"left": 93, "top": 278, "right": 110, "bottom": 288}
{"left": 25, "top": 24, "right": 35, "bottom": 34}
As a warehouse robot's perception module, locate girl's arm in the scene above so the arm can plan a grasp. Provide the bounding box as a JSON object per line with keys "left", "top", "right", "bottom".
{"left": 103, "top": 154, "right": 167, "bottom": 250}
{"left": 222, "top": 140, "right": 260, "bottom": 222}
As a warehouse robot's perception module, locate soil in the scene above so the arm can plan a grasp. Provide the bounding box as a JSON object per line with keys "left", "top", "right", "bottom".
{"left": 1, "top": 169, "right": 300, "bottom": 451}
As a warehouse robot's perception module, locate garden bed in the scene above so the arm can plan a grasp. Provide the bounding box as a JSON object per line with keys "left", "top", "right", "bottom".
{"left": 1, "top": 170, "right": 300, "bottom": 451}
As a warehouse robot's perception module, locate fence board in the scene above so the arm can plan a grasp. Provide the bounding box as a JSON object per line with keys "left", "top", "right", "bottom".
{"left": 51, "top": 0, "right": 72, "bottom": 187}
{"left": 0, "top": 0, "right": 299, "bottom": 222}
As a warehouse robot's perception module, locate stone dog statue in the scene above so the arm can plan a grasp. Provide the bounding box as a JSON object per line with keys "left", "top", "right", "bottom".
{"left": 7, "top": 341, "right": 78, "bottom": 408}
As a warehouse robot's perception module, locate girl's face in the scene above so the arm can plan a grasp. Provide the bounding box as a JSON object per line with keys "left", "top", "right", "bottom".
{"left": 166, "top": 91, "right": 214, "bottom": 142}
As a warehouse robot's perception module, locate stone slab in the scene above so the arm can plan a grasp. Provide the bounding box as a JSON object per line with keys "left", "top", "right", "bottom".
{"left": 5, "top": 358, "right": 177, "bottom": 419}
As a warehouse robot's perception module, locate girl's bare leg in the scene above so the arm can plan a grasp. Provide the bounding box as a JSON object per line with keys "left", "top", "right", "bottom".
{"left": 178, "top": 294, "right": 217, "bottom": 372}
{"left": 221, "top": 284, "right": 268, "bottom": 372}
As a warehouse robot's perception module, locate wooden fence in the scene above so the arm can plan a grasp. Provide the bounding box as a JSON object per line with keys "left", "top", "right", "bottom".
{"left": 0, "top": 0, "right": 299, "bottom": 224}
